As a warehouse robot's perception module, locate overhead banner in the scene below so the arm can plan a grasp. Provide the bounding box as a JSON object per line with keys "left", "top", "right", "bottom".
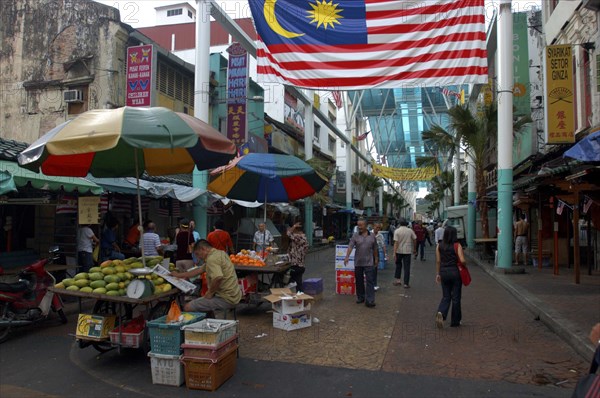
{"left": 372, "top": 164, "right": 438, "bottom": 181}
{"left": 545, "top": 44, "right": 575, "bottom": 144}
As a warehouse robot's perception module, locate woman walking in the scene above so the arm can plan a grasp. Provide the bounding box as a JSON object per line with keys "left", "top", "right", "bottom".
{"left": 435, "top": 225, "right": 465, "bottom": 328}
{"left": 287, "top": 222, "right": 309, "bottom": 292}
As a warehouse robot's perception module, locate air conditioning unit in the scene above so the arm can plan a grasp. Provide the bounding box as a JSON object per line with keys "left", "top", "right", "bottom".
{"left": 63, "top": 89, "right": 83, "bottom": 103}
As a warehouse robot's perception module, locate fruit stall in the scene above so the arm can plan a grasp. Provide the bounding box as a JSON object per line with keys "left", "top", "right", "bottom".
{"left": 50, "top": 256, "right": 194, "bottom": 353}
{"left": 229, "top": 249, "right": 291, "bottom": 305}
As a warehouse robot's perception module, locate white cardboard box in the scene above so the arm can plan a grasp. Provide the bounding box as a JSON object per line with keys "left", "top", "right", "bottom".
{"left": 272, "top": 310, "right": 312, "bottom": 331}
{"left": 264, "top": 288, "right": 313, "bottom": 315}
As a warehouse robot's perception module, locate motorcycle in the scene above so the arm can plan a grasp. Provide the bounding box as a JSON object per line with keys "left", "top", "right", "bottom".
{"left": 0, "top": 246, "right": 67, "bottom": 343}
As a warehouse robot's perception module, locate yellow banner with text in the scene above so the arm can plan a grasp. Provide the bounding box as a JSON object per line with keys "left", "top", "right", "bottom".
{"left": 372, "top": 164, "right": 438, "bottom": 181}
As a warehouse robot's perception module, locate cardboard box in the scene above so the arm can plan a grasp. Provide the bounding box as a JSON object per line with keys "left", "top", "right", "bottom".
{"left": 76, "top": 314, "right": 116, "bottom": 340}
{"left": 272, "top": 310, "right": 312, "bottom": 331}
{"left": 264, "top": 288, "right": 313, "bottom": 315}
{"left": 335, "top": 245, "right": 355, "bottom": 269}
{"left": 336, "top": 270, "right": 355, "bottom": 283}
{"left": 336, "top": 281, "right": 355, "bottom": 295}
{"left": 238, "top": 274, "right": 258, "bottom": 294}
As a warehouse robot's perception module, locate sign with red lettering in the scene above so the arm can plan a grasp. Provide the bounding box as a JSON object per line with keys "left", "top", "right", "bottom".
{"left": 126, "top": 45, "right": 153, "bottom": 107}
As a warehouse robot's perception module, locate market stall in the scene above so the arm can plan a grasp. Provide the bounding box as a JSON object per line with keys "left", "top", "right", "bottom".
{"left": 232, "top": 254, "right": 291, "bottom": 305}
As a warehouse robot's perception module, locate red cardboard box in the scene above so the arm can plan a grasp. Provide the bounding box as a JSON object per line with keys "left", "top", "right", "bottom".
{"left": 336, "top": 281, "right": 355, "bottom": 295}
{"left": 238, "top": 274, "right": 258, "bottom": 294}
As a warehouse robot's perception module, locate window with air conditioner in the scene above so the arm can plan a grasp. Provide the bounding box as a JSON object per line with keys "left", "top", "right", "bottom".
{"left": 63, "top": 90, "right": 83, "bottom": 103}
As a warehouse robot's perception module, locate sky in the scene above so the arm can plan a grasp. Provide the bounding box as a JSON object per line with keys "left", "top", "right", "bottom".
{"left": 95, "top": 0, "right": 542, "bottom": 29}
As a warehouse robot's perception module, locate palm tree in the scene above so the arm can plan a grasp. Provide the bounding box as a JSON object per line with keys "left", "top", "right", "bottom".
{"left": 422, "top": 104, "right": 531, "bottom": 238}
{"left": 351, "top": 171, "right": 383, "bottom": 209}
{"left": 383, "top": 191, "right": 409, "bottom": 218}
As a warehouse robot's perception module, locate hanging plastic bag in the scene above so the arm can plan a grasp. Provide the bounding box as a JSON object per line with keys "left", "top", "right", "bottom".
{"left": 92, "top": 245, "right": 100, "bottom": 263}
{"left": 166, "top": 300, "right": 182, "bottom": 323}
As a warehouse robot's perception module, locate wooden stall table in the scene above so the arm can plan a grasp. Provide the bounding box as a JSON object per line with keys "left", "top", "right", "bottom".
{"left": 234, "top": 261, "right": 292, "bottom": 305}
{"left": 49, "top": 286, "right": 182, "bottom": 353}
{"left": 473, "top": 238, "right": 498, "bottom": 263}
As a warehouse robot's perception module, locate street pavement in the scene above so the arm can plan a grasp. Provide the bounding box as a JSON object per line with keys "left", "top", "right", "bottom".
{"left": 0, "top": 243, "right": 597, "bottom": 397}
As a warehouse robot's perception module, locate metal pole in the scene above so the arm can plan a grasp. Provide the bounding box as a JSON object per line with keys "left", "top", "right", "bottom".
{"left": 304, "top": 91, "right": 314, "bottom": 245}
{"left": 467, "top": 153, "right": 476, "bottom": 248}
{"left": 134, "top": 148, "right": 145, "bottom": 267}
{"left": 454, "top": 148, "right": 461, "bottom": 206}
{"left": 496, "top": 0, "right": 514, "bottom": 269}
{"left": 193, "top": 0, "right": 211, "bottom": 238}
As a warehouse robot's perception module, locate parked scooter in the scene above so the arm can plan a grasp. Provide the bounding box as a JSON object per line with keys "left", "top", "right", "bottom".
{"left": 0, "top": 246, "right": 67, "bottom": 343}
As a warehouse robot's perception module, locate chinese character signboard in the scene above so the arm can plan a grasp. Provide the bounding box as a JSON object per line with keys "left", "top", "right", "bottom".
{"left": 545, "top": 45, "right": 575, "bottom": 144}
{"left": 126, "top": 44, "right": 154, "bottom": 107}
{"left": 78, "top": 197, "right": 100, "bottom": 225}
{"left": 227, "top": 43, "right": 248, "bottom": 147}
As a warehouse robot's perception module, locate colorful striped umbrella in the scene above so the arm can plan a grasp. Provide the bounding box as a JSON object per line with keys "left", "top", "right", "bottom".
{"left": 208, "top": 153, "right": 328, "bottom": 203}
{"left": 18, "top": 107, "right": 237, "bottom": 177}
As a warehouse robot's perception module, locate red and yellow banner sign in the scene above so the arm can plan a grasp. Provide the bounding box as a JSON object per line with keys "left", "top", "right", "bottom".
{"left": 545, "top": 45, "right": 575, "bottom": 144}
{"left": 372, "top": 163, "right": 438, "bottom": 181}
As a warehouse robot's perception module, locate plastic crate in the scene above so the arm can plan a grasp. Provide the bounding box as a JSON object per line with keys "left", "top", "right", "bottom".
{"left": 181, "top": 335, "right": 238, "bottom": 361}
{"left": 148, "top": 352, "right": 184, "bottom": 386}
{"left": 147, "top": 312, "right": 206, "bottom": 355}
{"left": 182, "top": 344, "right": 237, "bottom": 391}
{"left": 109, "top": 329, "right": 144, "bottom": 348}
{"left": 182, "top": 319, "right": 238, "bottom": 347}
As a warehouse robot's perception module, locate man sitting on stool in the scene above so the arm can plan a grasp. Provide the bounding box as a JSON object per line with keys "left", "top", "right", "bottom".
{"left": 171, "top": 240, "right": 241, "bottom": 317}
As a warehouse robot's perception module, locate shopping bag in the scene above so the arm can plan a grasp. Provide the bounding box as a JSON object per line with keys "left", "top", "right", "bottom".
{"left": 166, "top": 300, "right": 182, "bottom": 323}
{"left": 92, "top": 245, "right": 100, "bottom": 263}
{"left": 454, "top": 243, "right": 471, "bottom": 286}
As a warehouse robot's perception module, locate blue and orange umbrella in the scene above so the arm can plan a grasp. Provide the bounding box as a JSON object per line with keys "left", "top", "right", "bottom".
{"left": 208, "top": 153, "right": 328, "bottom": 203}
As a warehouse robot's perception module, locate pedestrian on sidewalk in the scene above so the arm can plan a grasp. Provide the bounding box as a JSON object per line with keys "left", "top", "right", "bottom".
{"left": 373, "top": 222, "right": 387, "bottom": 291}
{"left": 393, "top": 218, "right": 416, "bottom": 288}
{"left": 77, "top": 224, "right": 100, "bottom": 272}
{"left": 344, "top": 218, "right": 378, "bottom": 308}
{"left": 287, "top": 222, "right": 309, "bottom": 292}
{"left": 434, "top": 222, "right": 444, "bottom": 244}
{"left": 513, "top": 214, "right": 529, "bottom": 265}
{"left": 413, "top": 221, "right": 427, "bottom": 261}
{"left": 435, "top": 225, "right": 465, "bottom": 328}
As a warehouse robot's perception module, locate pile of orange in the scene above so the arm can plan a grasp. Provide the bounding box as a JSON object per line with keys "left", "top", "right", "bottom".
{"left": 229, "top": 254, "right": 266, "bottom": 267}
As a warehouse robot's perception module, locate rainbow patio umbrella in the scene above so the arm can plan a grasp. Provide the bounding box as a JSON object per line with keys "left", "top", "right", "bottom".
{"left": 208, "top": 153, "right": 328, "bottom": 220}
{"left": 18, "top": 106, "right": 237, "bottom": 262}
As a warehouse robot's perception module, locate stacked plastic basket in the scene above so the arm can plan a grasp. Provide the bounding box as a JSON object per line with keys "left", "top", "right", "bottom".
{"left": 146, "top": 312, "right": 206, "bottom": 387}
{"left": 180, "top": 319, "right": 239, "bottom": 391}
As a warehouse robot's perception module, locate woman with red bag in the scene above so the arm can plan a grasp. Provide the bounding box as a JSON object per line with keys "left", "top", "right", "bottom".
{"left": 434, "top": 226, "right": 466, "bottom": 328}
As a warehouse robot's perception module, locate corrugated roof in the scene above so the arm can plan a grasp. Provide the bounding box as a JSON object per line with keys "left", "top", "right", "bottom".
{"left": 0, "top": 138, "right": 28, "bottom": 161}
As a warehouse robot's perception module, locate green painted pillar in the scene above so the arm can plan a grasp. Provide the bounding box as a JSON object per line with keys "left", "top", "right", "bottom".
{"left": 193, "top": 170, "right": 208, "bottom": 238}
{"left": 304, "top": 198, "right": 313, "bottom": 246}
{"left": 467, "top": 192, "right": 476, "bottom": 248}
{"left": 497, "top": 169, "right": 513, "bottom": 267}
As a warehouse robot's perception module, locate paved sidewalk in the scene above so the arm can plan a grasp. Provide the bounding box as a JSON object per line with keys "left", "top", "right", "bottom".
{"left": 465, "top": 249, "right": 600, "bottom": 361}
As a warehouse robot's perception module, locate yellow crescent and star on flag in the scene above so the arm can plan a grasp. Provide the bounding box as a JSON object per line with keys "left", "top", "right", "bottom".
{"left": 263, "top": 0, "right": 344, "bottom": 37}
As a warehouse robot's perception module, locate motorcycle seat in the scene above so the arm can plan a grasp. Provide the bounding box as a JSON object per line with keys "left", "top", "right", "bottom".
{"left": 0, "top": 280, "right": 30, "bottom": 293}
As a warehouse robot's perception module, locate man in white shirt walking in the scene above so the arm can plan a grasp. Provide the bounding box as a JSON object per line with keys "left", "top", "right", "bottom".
{"left": 77, "top": 225, "right": 99, "bottom": 272}
{"left": 393, "top": 218, "right": 417, "bottom": 288}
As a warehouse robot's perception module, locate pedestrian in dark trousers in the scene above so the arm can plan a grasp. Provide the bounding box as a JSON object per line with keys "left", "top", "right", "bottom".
{"left": 393, "top": 218, "right": 416, "bottom": 288}
{"left": 344, "top": 218, "right": 378, "bottom": 308}
{"left": 435, "top": 225, "right": 465, "bottom": 328}
{"left": 413, "top": 220, "right": 427, "bottom": 261}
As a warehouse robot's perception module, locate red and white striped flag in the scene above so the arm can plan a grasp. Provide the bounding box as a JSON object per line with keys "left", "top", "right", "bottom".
{"left": 556, "top": 200, "right": 564, "bottom": 215}
{"left": 56, "top": 195, "right": 78, "bottom": 214}
{"left": 356, "top": 131, "right": 370, "bottom": 141}
{"left": 98, "top": 194, "right": 109, "bottom": 215}
{"left": 331, "top": 91, "right": 343, "bottom": 109}
{"left": 111, "top": 194, "right": 132, "bottom": 214}
{"left": 249, "top": 0, "right": 488, "bottom": 89}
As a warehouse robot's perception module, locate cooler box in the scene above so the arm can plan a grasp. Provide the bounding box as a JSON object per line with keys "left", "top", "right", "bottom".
{"left": 183, "top": 319, "right": 239, "bottom": 347}
{"left": 302, "top": 278, "right": 323, "bottom": 295}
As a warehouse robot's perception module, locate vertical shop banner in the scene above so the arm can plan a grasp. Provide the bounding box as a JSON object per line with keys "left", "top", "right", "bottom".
{"left": 227, "top": 43, "right": 248, "bottom": 147}
{"left": 545, "top": 45, "right": 575, "bottom": 144}
{"left": 284, "top": 90, "right": 306, "bottom": 134}
{"left": 513, "top": 13, "right": 530, "bottom": 116}
{"left": 126, "top": 44, "right": 154, "bottom": 107}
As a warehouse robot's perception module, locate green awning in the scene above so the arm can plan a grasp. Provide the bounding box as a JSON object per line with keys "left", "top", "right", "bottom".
{"left": 0, "top": 160, "right": 103, "bottom": 195}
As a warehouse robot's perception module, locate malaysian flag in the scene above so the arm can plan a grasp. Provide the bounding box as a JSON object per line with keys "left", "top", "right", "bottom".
{"left": 583, "top": 195, "right": 592, "bottom": 214}
{"left": 249, "top": 0, "right": 488, "bottom": 89}
{"left": 331, "top": 91, "right": 343, "bottom": 109}
{"left": 556, "top": 200, "right": 564, "bottom": 215}
{"left": 356, "top": 131, "right": 370, "bottom": 141}
{"left": 98, "top": 194, "right": 109, "bottom": 215}
{"left": 56, "top": 195, "right": 78, "bottom": 214}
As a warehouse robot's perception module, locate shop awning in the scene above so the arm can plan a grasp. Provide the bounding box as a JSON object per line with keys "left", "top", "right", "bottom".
{"left": 0, "top": 160, "right": 103, "bottom": 195}
{"left": 87, "top": 177, "right": 148, "bottom": 196}
{"left": 128, "top": 178, "right": 206, "bottom": 202}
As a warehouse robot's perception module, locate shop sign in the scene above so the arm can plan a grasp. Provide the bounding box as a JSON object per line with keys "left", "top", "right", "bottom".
{"left": 545, "top": 44, "right": 575, "bottom": 144}
{"left": 78, "top": 196, "right": 100, "bottom": 225}
{"left": 227, "top": 43, "right": 248, "bottom": 147}
{"left": 126, "top": 45, "right": 154, "bottom": 107}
